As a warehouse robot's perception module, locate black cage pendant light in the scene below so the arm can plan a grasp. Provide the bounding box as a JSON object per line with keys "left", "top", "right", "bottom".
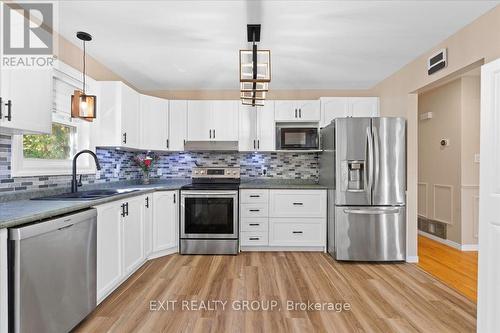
{"left": 71, "top": 31, "right": 96, "bottom": 121}
{"left": 239, "top": 24, "right": 271, "bottom": 107}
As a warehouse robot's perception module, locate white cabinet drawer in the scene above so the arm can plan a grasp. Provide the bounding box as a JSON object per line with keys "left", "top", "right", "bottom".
{"left": 241, "top": 232, "right": 268, "bottom": 246}
{"left": 241, "top": 218, "right": 268, "bottom": 232}
{"left": 241, "top": 204, "right": 268, "bottom": 218}
{"left": 269, "top": 190, "right": 326, "bottom": 218}
{"left": 240, "top": 190, "right": 269, "bottom": 204}
{"left": 269, "top": 219, "right": 324, "bottom": 246}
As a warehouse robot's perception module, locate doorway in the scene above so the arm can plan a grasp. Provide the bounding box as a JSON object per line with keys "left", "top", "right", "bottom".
{"left": 416, "top": 66, "right": 480, "bottom": 302}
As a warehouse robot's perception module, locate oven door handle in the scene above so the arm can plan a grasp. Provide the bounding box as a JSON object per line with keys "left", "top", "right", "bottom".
{"left": 181, "top": 191, "right": 238, "bottom": 196}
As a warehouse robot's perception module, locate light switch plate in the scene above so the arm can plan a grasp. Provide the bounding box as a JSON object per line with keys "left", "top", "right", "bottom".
{"left": 474, "top": 154, "right": 480, "bottom": 163}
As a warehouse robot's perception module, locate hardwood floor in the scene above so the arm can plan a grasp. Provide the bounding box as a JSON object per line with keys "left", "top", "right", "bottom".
{"left": 74, "top": 252, "right": 476, "bottom": 333}
{"left": 417, "top": 235, "right": 478, "bottom": 302}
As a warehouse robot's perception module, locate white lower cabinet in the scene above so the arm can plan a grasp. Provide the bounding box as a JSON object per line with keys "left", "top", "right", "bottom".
{"left": 240, "top": 189, "right": 327, "bottom": 250}
{"left": 269, "top": 219, "right": 324, "bottom": 246}
{"left": 95, "top": 200, "right": 124, "bottom": 302}
{"left": 122, "top": 196, "right": 145, "bottom": 276}
{"left": 152, "top": 191, "right": 178, "bottom": 252}
{"left": 269, "top": 190, "right": 327, "bottom": 218}
{"left": 144, "top": 194, "right": 153, "bottom": 257}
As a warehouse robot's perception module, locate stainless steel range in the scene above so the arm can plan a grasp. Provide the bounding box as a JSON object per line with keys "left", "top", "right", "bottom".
{"left": 180, "top": 167, "right": 240, "bottom": 255}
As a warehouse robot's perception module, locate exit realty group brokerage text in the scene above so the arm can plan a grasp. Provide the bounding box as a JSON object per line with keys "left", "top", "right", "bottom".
{"left": 150, "top": 299, "right": 352, "bottom": 312}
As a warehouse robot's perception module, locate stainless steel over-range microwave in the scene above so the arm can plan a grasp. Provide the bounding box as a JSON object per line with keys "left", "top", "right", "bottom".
{"left": 276, "top": 125, "right": 319, "bottom": 150}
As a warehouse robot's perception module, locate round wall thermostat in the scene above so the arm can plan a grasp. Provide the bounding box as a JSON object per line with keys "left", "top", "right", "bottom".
{"left": 440, "top": 138, "right": 450, "bottom": 146}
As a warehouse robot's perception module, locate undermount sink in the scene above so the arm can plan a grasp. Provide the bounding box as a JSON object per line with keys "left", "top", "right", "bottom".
{"left": 32, "top": 188, "right": 140, "bottom": 201}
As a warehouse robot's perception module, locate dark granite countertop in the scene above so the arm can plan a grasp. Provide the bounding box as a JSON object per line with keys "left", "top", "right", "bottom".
{"left": 239, "top": 179, "right": 328, "bottom": 189}
{"left": 0, "top": 178, "right": 327, "bottom": 229}
{"left": 0, "top": 179, "right": 189, "bottom": 229}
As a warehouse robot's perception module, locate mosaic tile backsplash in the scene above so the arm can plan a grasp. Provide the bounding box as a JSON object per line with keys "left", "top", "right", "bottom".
{"left": 0, "top": 134, "right": 319, "bottom": 195}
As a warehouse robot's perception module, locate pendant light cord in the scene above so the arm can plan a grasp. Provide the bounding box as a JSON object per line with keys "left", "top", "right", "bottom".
{"left": 82, "top": 40, "right": 86, "bottom": 94}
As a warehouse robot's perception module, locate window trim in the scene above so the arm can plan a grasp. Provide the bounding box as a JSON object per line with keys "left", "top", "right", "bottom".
{"left": 10, "top": 61, "right": 98, "bottom": 177}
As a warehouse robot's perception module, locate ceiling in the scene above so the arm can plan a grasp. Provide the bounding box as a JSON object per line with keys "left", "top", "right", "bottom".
{"left": 57, "top": 1, "right": 499, "bottom": 91}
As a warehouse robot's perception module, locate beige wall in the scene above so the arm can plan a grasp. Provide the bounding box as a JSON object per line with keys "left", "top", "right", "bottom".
{"left": 418, "top": 78, "right": 462, "bottom": 243}
{"left": 373, "top": 4, "right": 500, "bottom": 258}
{"left": 460, "top": 75, "right": 480, "bottom": 246}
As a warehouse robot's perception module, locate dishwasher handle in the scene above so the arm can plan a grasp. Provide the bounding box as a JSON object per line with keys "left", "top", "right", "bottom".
{"left": 9, "top": 209, "right": 97, "bottom": 240}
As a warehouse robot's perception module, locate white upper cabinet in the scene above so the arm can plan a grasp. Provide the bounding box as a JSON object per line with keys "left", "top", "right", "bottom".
{"left": 239, "top": 102, "right": 275, "bottom": 151}
{"left": 97, "top": 81, "right": 140, "bottom": 149}
{"left": 169, "top": 100, "right": 187, "bottom": 151}
{"left": 320, "top": 97, "right": 379, "bottom": 127}
{"left": 187, "top": 100, "right": 238, "bottom": 141}
{"left": 187, "top": 100, "right": 212, "bottom": 141}
{"left": 212, "top": 100, "right": 239, "bottom": 141}
{"left": 140, "top": 94, "right": 169, "bottom": 151}
{"left": 319, "top": 97, "right": 350, "bottom": 127}
{"left": 0, "top": 68, "right": 53, "bottom": 134}
{"left": 275, "top": 100, "right": 320, "bottom": 122}
{"left": 239, "top": 104, "right": 258, "bottom": 151}
{"left": 350, "top": 97, "right": 380, "bottom": 118}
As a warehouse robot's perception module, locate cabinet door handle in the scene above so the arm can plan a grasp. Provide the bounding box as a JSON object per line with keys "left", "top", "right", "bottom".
{"left": 257, "top": 140, "right": 260, "bottom": 149}
{"left": 125, "top": 202, "right": 129, "bottom": 216}
{"left": 145, "top": 197, "right": 149, "bottom": 208}
{"left": 167, "top": 139, "right": 169, "bottom": 149}
{"left": 209, "top": 129, "right": 212, "bottom": 139}
{"left": 213, "top": 129, "right": 216, "bottom": 138}
{"left": 295, "top": 108, "right": 297, "bottom": 118}
{"left": 299, "top": 108, "right": 302, "bottom": 118}
{"left": 249, "top": 209, "right": 260, "bottom": 212}
{"left": 293, "top": 202, "right": 303, "bottom": 206}
{"left": 249, "top": 237, "right": 260, "bottom": 241}
{"left": 249, "top": 223, "right": 260, "bottom": 226}
{"left": 121, "top": 204, "right": 126, "bottom": 217}
{"left": 0, "top": 97, "right": 3, "bottom": 119}
{"left": 173, "top": 193, "right": 176, "bottom": 203}
{"left": 122, "top": 132, "right": 127, "bottom": 144}
{"left": 253, "top": 140, "right": 256, "bottom": 149}
{"left": 292, "top": 231, "right": 303, "bottom": 234}
{"left": 249, "top": 195, "right": 260, "bottom": 198}
{"left": 5, "top": 100, "right": 12, "bottom": 121}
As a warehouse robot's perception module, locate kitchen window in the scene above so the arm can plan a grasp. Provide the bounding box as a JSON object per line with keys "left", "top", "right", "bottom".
{"left": 10, "top": 61, "right": 97, "bottom": 177}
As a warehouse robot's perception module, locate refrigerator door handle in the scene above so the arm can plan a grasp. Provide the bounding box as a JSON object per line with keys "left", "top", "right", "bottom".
{"left": 365, "top": 127, "right": 374, "bottom": 195}
{"left": 373, "top": 126, "right": 380, "bottom": 189}
{"left": 343, "top": 208, "right": 400, "bottom": 215}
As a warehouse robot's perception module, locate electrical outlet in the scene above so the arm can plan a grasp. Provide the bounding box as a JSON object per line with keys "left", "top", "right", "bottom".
{"left": 114, "top": 164, "right": 120, "bottom": 178}
{"left": 474, "top": 154, "right": 480, "bottom": 163}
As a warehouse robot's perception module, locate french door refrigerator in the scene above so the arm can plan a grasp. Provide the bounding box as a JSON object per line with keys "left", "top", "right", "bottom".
{"left": 320, "top": 117, "right": 406, "bottom": 261}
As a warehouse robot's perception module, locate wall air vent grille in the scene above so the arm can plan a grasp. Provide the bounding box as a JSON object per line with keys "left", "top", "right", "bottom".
{"left": 427, "top": 49, "right": 447, "bottom": 75}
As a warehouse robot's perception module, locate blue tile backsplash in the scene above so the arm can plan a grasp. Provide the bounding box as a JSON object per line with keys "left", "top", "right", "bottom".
{"left": 0, "top": 134, "right": 319, "bottom": 195}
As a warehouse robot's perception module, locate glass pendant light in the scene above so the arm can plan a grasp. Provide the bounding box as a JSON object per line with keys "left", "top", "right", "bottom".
{"left": 71, "top": 31, "right": 96, "bottom": 121}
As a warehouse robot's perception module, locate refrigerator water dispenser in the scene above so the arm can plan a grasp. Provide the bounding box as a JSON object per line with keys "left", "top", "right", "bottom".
{"left": 347, "top": 160, "right": 364, "bottom": 191}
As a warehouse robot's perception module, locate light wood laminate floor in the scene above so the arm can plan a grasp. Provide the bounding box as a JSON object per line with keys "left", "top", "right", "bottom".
{"left": 418, "top": 235, "right": 478, "bottom": 302}
{"left": 74, "top": 252, "right": 476, "bottom": 333}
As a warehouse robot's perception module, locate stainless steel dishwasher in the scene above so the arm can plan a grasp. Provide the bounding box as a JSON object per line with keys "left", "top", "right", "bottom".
{"left": 9, "top": 209, "right": 97, "bottom": 333}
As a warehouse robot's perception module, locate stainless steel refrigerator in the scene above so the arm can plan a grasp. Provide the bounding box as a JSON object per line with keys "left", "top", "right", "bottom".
{"left": 320, "top": 117, "right": 406, "bottom": 261}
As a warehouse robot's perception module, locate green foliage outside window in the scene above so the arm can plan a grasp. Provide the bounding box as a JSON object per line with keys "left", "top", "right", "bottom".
{"left": 23, "top": 123, "right": 74, "bottom": 160}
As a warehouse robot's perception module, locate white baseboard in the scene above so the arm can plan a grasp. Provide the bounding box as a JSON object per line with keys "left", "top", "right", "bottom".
{"left": 240, "top": 246, "right": 326, "bottom": 252}
{"left": 418, "top": 230, "right": 478, "bottom": 251}
{"left": 406, "top": 256, "right": 419, "bottom": 263}
{"left": 147, "top": 247, "right": 178, "bottom": 260}
{"left": 461, "top": 244, "right": 478, "bottom": 251}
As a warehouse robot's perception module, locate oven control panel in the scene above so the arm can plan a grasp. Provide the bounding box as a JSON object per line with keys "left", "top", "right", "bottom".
{"left": 192, "top": 167, "right": 240, "bottom": 179}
